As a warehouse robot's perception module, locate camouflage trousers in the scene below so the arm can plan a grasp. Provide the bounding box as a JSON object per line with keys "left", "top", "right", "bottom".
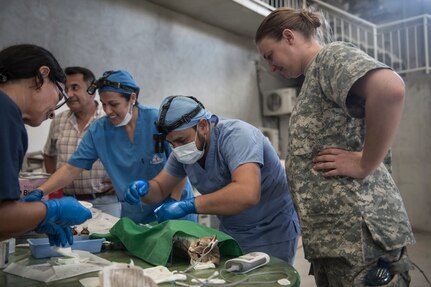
{"left": 309, "top": 224, "right": 411, "bottom": 287}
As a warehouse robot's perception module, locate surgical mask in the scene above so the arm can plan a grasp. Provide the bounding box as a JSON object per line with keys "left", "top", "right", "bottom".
{"left": 173, "top": 130, "right": 206, "bottom": 165}
{"left": 115, "top": 101, "right": 134, "bottom": 127}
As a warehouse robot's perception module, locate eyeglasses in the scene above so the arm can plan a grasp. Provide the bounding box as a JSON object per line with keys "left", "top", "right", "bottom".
{"left": 55, "top": 81, "right": 69, "bottom": 110}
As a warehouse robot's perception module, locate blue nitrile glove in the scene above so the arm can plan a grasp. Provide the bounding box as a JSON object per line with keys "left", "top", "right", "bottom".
{"left": 20, "top": 189, "right": 44, "bottom": 202}
{"left": 34, "top": 223, "right": 73, "bottom": 247}
{"left": 125, "top": 180, "right": 150, "bottom": 205}
{"left": 40, "top": 196, "right": 92, "bottom": 227}
{"left": 154, "top": 197, "right": 197, "bottom": 223}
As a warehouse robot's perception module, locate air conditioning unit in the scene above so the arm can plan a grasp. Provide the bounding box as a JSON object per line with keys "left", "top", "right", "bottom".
{"left": 262, "top": 88, "right": 296, "bottom": 116}
{"left": 259, "top": 127, "right": 280, "bottom": 156}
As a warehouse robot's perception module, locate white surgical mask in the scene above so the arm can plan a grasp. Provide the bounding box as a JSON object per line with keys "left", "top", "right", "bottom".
{"left": 115, "top": 101, "right": 134, "bottom": 127}
{"left": 173, "top": 130, "right": 206, "bottom": 164}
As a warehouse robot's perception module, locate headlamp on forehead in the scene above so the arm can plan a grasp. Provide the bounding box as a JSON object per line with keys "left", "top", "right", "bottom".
{"left": 87, "top": 70, "right": 139, "bottom": 96}
{"left": 155, "top": 96, "right": 205, "bottom": 135}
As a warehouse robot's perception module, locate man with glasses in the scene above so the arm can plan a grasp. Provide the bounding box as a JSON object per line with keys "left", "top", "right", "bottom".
{"left": 40, "top": 67, "right": 120, "bottom": 216}
{"left": 0, "top": 44, "right": 91, "bottom": 246}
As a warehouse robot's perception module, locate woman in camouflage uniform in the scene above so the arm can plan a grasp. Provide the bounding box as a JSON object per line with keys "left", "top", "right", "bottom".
{"left": 255, "top": 7, "right": 415, "bottom": 287}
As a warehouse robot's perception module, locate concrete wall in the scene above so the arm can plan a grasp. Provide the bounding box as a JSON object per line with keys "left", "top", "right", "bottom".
{"left": 0, "top": 0, "right": 263, "bottom": 152}
{"left": 393, "top": 73, "right": 431, "bottom": 233}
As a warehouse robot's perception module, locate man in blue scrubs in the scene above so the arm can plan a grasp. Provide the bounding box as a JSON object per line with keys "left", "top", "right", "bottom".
{"left": 125, "top": 95, "right": 300, "bottom": 264}
{"left": 25, "top": 71, "right": 196, "bottom": 224}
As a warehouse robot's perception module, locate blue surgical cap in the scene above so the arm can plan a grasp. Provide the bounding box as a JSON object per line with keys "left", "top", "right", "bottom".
{"left": 159, "top": 95, "right": 212, "bottom": 132}
{"left": 98, "top": 70, "right": 140, "bottom": 97}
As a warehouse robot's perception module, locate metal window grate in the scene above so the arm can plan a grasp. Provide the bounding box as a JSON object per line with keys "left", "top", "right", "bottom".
{"left": 258, "top": 0, "right": 431, "bottom": 74}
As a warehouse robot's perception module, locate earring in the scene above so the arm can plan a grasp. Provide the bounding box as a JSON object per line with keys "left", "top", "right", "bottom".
{"left": 0, "top": 74, "right": 7, "bottom": 83}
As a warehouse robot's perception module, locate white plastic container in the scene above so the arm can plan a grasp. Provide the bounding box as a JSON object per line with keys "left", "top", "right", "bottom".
{"left": 0, "top": 240, "right": 10, "bottom": 268}
{"left": 27, "top": 235, "right": 104, "bottom": 259}
{"left": 8, "top": 238, "right": 15, "bottom": 254}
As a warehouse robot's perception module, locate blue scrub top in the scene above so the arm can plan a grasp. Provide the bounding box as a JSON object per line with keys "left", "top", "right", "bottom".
{"left": 68, "top": 104, "right": 196, "bottom": 224}
{"left": 165, "top": 119, "right": 300, "bottom": 252}
{"left": 0, "top": 91, "right": 27, "bottom": 200}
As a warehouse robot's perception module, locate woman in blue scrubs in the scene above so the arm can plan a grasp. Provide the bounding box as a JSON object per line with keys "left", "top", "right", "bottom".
{"left": 25, "top": 71, "right": 196, "bottom": 224}
{"left": 125, "top": 95, "right": 300, "bottom": 264}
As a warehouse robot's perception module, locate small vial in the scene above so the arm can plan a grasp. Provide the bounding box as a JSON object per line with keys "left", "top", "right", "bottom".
{"left": 0, "top": 240, "right": 10, "bottom": 269}
{"left": 8, "top": 238, "right": 15, "bottom": 254}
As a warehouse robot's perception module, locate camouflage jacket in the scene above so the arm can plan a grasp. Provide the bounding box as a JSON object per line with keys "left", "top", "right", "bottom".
{"left": 286, "top": 42, "right": 415, "bottom": 265}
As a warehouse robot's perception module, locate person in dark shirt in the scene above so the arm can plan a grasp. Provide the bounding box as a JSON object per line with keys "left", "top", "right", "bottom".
{"left": 0, "top": 44, "right": 91, "bottom": 246}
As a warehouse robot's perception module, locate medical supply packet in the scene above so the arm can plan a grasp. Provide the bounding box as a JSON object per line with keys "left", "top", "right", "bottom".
{"left": 3, "top": 250, "right": 111, "bottom": 282}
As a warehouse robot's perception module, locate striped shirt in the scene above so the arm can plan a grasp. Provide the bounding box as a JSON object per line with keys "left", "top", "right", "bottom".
{"left": 43, "top": 102, "right": 107, "bottom": 195}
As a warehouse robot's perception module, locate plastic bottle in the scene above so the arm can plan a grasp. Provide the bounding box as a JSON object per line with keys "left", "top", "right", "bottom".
{"left": 364, "top": 258, "right": 393, "bottom": 286}
{"left": 0, "top": 240, "right": 10, "bottom": 268}
{"left": 8, "top": 238, "right": 15, "bottom": 254}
